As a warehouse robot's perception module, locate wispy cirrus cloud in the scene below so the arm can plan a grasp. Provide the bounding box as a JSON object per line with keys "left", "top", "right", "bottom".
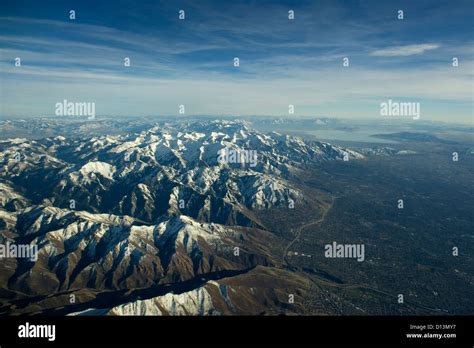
{"left": 370, "top": 44, "right": 441, "bottom": 57}
{"left": 0, "top": 0, "right": 473, "bottom": 123}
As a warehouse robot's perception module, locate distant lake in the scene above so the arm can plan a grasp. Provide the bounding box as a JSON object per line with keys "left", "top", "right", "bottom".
{"left": 301, "top": 129, "right": 398, "bottom": 144}
{"left": 252, "top": 124, "right": 400, "bottom": 144}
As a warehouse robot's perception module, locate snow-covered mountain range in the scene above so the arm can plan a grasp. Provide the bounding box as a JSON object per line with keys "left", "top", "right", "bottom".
{"left": 0, "top": 120, "right": 363, "bottom": 315}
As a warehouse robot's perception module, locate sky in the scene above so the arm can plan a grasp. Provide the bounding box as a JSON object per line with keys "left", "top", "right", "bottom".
{"left": 0, "top": 0, "right": 473, "bottom": 124}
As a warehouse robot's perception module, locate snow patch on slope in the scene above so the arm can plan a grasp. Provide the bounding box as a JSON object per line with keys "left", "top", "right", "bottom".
{"left": 107, "top": 286, "right": 217, "bottom": 315}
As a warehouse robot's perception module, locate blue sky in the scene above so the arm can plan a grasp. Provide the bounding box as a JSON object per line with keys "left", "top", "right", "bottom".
{"left": 0, "top": 0, "right": 473, "bottom": 123}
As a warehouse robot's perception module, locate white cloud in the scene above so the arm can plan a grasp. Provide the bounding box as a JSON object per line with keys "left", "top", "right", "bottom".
{"left": 370, "top": 44, "right": 440, "bottom": 57}
{"left": 2, "top": 62, "right": 472, "bottom": 122}
{"left": 1, "top": 16, "right": 471, "bottom": 124}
